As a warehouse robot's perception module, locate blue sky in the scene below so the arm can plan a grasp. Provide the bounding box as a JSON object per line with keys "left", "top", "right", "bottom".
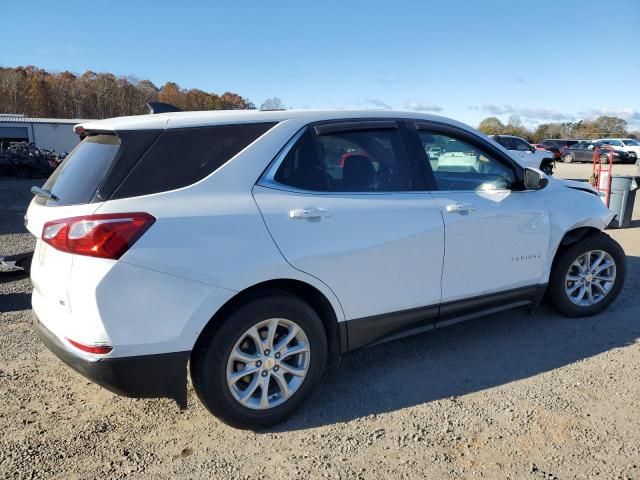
{"left": 2, "top": 0, "right": 639, "bottom": 128}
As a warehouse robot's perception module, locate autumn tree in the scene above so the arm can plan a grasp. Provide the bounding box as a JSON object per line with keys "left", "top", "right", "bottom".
{"left": 0, "top": 65, "right": 254, "bottom": 118}
{"left": 478, "top": 116, "right": 505, "bottom": 135}
{"left": 260, "top": 97, "right": 285, "bottom": 110}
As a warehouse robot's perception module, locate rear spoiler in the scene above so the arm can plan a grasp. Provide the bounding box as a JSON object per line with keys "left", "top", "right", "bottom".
{"left": 147, "top": 102, "right": 181, "bottom": 114}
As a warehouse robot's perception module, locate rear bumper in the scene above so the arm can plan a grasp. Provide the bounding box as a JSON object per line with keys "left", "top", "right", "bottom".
{"left": 33, "top": 313, "right": 190, "bottom": 408}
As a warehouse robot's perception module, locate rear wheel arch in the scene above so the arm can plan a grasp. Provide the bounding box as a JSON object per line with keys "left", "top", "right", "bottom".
{"left": 192, "top": 279, "right": 343, "bottom": 368}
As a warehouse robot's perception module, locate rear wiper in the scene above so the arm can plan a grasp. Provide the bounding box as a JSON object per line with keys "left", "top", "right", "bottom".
{"left": 30, "top": 186, "right": 59, "bottom": 201}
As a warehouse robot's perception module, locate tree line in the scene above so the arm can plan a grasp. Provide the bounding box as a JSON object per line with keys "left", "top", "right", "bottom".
{"left": 478, "top": 115, "right": 637, "bottom": 143}
{"left": 0, "top": 66, "right": 255, "bottom": 119}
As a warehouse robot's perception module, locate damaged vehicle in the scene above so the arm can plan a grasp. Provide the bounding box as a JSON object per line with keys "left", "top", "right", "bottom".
{"left": 26, "top": 109, "right": 626, "bottom": 429}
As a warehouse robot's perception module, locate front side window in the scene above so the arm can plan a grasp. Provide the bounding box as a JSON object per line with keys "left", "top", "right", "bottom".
{"left": 623, "top": 139, "right": 640, "bottom": 146}
{"left": 274, "top": 126, "right": 413, "bottom": 192}
{"left": 418, "top": 131, "right": 516, "bottom": 191}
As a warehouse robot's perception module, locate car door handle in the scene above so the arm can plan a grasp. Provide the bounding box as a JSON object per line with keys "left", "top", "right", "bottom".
{"left": 289, "top": 208, "right": 331, "bottom": 220}
{"left": 446, "top": 203, "right": 476, "bottom": 214}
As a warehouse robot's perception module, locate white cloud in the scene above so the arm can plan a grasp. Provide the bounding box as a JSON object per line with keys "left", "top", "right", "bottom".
{"left": 480, "top": 104, "right": 574, "bottom": 121}
{"left": 365, "top": 98, "right": 391, "bottom": 110}
{"left": 404, "top": 100, "right": 443, "bottom": 112}
{"left": 578, "top": 107, "right": 640, "bottom": 123}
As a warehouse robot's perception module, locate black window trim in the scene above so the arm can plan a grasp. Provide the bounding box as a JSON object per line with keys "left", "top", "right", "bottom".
{"left": 259, "top": 118, "right": 426, "bottom": 195}
{"left": 409, "top": 120, "right": 526, "bottom": 192}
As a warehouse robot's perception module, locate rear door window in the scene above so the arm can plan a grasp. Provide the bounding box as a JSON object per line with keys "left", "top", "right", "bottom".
{"left": 316, "top": 128, "right": 412, "bottom": 192}
{"left": 273, "top": 125, "right": 413, "bottom": 192}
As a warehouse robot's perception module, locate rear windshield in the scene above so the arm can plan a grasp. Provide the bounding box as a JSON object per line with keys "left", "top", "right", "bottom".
{"left": 39, "top": 135, "right": 120, "bottom": 205}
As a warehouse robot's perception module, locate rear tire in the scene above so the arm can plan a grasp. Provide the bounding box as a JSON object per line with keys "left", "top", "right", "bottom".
{"left": 191, "top": 291, "right": 327, "bottom": 430}
{"left": 548, "top": 232, "right": 626, "bottom": 317}
{"left": 563, "top": 153, "right": 574, "bottom": 163}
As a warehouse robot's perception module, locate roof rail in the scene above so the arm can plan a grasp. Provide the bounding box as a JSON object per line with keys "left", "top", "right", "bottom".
{"left": 147, "top": 102, "right": 182, "bottom": 114}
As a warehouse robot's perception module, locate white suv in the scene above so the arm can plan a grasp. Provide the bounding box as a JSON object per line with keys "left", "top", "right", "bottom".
{"left": 491, "top": 134, "right": 555, "bottom": 174}
{"left": 26, "top": 110, "right": 626, "bottom": 429}
{"left": 596, "top": 138, "right": 640, "bottom": 162}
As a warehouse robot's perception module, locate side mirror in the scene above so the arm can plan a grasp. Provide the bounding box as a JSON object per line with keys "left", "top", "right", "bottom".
{"left": 530, "top": 145, "right": 536, "bottom": 153}
{"left": 524, "top": 167, "right": 549, "bottom": 190}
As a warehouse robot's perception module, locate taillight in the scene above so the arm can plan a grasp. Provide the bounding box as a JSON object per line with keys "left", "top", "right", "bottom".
{"left": 41, "top": 213, "right": 155, "bottom": 259}
{"left": 66, "top": 338, "right": 112, "bottom": 355}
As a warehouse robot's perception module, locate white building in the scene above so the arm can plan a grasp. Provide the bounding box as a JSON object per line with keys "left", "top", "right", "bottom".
{"left": 0, "top": 114, "right": 88, "bottom": 153}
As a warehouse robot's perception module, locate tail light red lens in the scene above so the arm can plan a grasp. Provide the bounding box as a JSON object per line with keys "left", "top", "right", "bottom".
{"left": 66, "top": 338, "right": 113, "bottom": 355}
{"left": 42, "top": 213, "right": 155, "bottom": 259}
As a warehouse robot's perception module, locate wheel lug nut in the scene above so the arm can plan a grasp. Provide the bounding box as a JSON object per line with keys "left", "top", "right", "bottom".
{"left": 256, "top": 361, "right": 262, "bottom": 367}
{"left": 275, "top": 353, "right": 280, "bottom": 359}
{"left": 261, "top": 371, "right": 268, "bottom": 377}
{"left": 264, "top": 349, "right": 270, "bottom": 356}
{"left": 274, "top": 365, "right": 279, "bottom": 372}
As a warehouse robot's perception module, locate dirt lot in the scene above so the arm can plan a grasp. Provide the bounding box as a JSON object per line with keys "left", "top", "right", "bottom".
{"left": 1, "top": 165, "right": 639, "bottom": 480}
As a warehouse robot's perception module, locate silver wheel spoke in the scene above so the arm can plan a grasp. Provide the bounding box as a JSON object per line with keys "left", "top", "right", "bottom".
{"left": 259, "top": 374, "right": 271, "bottom": 409}
{"left": 567, "top": 274, "right": 582, "bottom": 281}
{"left": 590, "top": 251, "right": 605, "bottom": 270}
{"left": 567, "top": 282, "right": 582, "bottom": 294}
{"left": 595, "top": 275, "right": 613, "bottom": 282}
{"left": 278, "top": 363, "right": 306, "bottom": 377}
{"left": 231, "top": 347, "right": 259, "bottom": 364}
{"left": 238, "top": 376, "right": 261, "bottom": 405}
{"left": 272, "top": 371, "right": 292, "bottom": 400}
{"left": 246, "top": 326, "right": 264, "bottom": 354}
{"left": 265, "top": 318, "right": 279, "bottom": 351}
{"left": 282, "top": 342, "right": 309, "bottom": 359}
{"left": 229, "top": 365, "right": 259, "bottom": 384}
{"left": 592, "top": 281, "right": 607, "bottom": 296}
{"left": 274, "top": 325, "right": 300, "bottom": 353}
{"left": 586, "top": 285, "right": 594, "bottom": 304}
{"left": 594, "top": 261, "right": 614, "bottom": 275}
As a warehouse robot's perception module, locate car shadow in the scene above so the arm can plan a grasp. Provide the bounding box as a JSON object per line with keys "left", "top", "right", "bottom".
{"left": 0, "top": 292, "right": 32, "bottom": 312}
{"left": 275, "top": 255, "right": 640, "bottom": 431}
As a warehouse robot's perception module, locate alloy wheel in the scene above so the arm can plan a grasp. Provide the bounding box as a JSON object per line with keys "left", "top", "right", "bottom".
{"left": 565, "top": 250, "right": 616, "bottom": 307}
{"left": 226, "top": 318, "right": 310, "bottom": 410}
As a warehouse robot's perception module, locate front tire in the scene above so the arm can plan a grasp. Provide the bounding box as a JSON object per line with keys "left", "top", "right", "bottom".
{"left": 191, "top": 292, "right": 327, "bottom": 429}
{"left": 563, "top": 153, "right": 574, "bottom": 163}
{"left": 548, "top": 232, "right": 626, "bottom": 317}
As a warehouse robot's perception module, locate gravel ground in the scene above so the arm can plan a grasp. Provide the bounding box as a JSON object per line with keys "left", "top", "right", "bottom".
{"left": 1, "top": 166, "right": 639, "bottom": 480}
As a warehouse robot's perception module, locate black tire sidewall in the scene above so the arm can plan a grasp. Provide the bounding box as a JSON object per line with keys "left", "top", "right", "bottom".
{"left": 549, "top": 233, "right": 626, "bottom": 317}
{"left": 191, "top": 293, "right": 327, "bottom": 429}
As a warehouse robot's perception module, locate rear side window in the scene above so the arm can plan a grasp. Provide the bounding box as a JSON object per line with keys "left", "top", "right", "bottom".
{"left": 113, "top": 123, "right": 277, "bottom": 199}
{"left": 40, "top": 135, "right": 120, "bottom": 205}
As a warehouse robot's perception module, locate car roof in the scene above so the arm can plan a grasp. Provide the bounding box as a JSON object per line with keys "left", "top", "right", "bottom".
{"left": 77, "top": 109, "right": 468, "bottom": 132}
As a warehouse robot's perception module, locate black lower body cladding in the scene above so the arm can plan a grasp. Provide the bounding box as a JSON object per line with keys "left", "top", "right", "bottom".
{"left": 32, "top": 314, "right": 190, "bottom": 408}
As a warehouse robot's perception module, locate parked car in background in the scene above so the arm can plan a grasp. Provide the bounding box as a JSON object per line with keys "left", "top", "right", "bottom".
{"left": 532, "top": 143, "right": 549, "bottom": 151}
{"left": 596, "top": 139, "right": 639, "bottom": 162}
{"left": 562, "top": 141, "right": 633, "bottom": 164}
{"left": 491, "top": 134, "right": 555, "bottom": 174}
{"left": 541, "top": 139, "right": 580, "bottom": 160}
